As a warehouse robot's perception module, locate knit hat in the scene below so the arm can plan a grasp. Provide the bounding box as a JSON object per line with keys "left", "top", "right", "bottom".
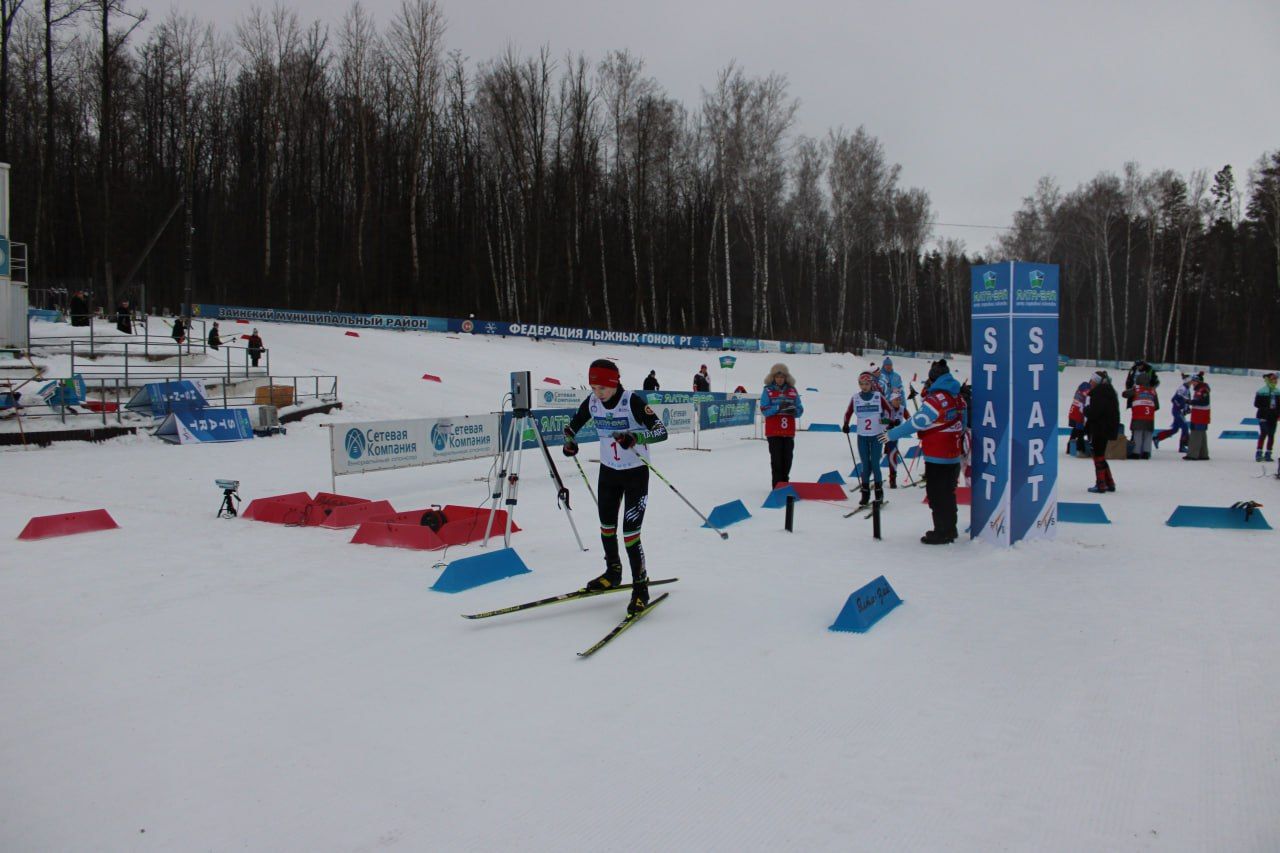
{"left": 882, "top": 356, "right": 893, "bottom": 368}
{"left": 1090, "top": 372, "right": 1104, "bottom": 384}
{"left": 588, "top": 359, "right": 621, "bottom": 389}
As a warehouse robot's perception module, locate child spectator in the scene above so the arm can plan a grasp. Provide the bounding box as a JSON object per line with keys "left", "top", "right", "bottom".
{"left": 1128, "top": 384, "right": 1158, "bottom": 459}
{"left": 1184, "top": 374, "right": 1211, "bottom": 460}
{"left": 1066, "top": 379, "right": 1091, "bottom": 457}
{"left": 1254, "top": 372, "right": 1279, "bottom": 462}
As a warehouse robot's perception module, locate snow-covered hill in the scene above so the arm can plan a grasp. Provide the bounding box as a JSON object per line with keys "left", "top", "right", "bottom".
{"left": 3, "top": 321, "right": 1278, "bottom": 851}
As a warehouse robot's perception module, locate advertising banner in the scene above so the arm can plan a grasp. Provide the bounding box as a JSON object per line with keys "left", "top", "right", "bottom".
{"left": 330, "top": 414, "right": 500, "bottom": 475}
{"left": 970, "top": 263, "right": 1013, "bottom": 545}
{"left": 698, "top": 397, "right": 757, "bottom": 431}
{"left": 536, "top": 387, "right": 588, "bottom": 408}
{"left": 125, "top": 380, "right": 207, "bottom": 416}
{"left": 154, "top": 408, "right": 254, "bottom": 444}
{"left": 191, "top": 304, "right": 448, "bottom": 332}
{"left": 970, "top": 262, "right": 1059, "bottom": 546}
{"left": 1010, "top": 264, "right": 1060, "bottom": 542}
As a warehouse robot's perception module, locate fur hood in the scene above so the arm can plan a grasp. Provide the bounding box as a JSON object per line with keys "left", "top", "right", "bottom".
{"left": 765, "top": 363, "right": 796, "bottom": 387}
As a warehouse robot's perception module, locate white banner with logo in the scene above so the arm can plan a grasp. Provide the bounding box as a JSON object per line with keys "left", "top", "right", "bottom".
{"left": 536, "top": 387, "right": 588, "bottom": 408}
{"left": 329, "top": 414, "right": 501, "bottom": 476}
{"left": 651, "top": 401, "right": 696, "bottom": 435}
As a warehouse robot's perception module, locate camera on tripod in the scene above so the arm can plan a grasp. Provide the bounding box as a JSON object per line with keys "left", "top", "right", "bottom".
{"left": 216, "top": 479, "right": 241, "bottom": 518}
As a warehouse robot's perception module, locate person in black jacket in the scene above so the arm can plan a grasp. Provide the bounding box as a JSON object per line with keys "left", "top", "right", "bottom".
{"left": 692, "top": 364, "right": 711, "bottom": 392}
{"left": 1084, "top": 372, "right": 1120, "bottom": 493}
{"left": 1124, "top": 359, "right": 1160, "bottom": 408}
{"left": 115, "top": 300, "right": 133, "bottom": 334}
{"left": 207, "top": 321, "right": 222, "bottom": 350}
{"left": 642, "top": 370, "right": 660, "bottom": 391}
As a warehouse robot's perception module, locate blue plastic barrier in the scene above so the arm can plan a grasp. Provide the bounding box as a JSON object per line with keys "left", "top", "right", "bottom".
{"left": 702, "top": 499, "right": 752, "bottom": 529}
{"left": 1219, "top": 430, "right": 1259, "bottom": 439}
{"left": 431, "top": 548, "right": 532, "bottom": 593}
{"left": 1058, "top": 426, "right": 1073, "bottom": 436}
{"left": 761, "top": 485, "right": 800, "bottom": 508}
{"left": 1057, "top": 502, "right": 1110, "bottom": 524}
{"left": 817, "top": 470, "right": 846, "bottom": 485}
{"left": 807, "top": 423, "right": 842, "bottom": 432}
{"left": 1242, "top": 417, "right": 1260, "bottom": 426}
{"left": 805, "top": 387, "right": 820, "bottom": 392}
{"left": 829, "top": 575, "right": 903, "bottom": 634}
{"left": 1165, "top": 505, "right": 1272, "bottom": 530}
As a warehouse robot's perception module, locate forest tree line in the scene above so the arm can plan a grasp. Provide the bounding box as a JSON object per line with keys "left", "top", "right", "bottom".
{"left": 3, "top": 0, "right": 1278, "bottom": 366}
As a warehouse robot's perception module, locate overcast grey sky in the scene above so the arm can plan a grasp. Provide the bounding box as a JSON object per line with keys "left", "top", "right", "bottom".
{"left": 154, "top": 0, "right": 1280, "bottom": 251}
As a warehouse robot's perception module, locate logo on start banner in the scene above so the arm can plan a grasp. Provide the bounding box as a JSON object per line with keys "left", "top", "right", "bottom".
{"left": 345, "top": 428, "right": 366, "bottom": 460}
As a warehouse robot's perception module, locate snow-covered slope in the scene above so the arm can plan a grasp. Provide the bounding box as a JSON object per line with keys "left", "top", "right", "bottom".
{"left": 3, "top": 321, "right": 1278, "bottom": 851}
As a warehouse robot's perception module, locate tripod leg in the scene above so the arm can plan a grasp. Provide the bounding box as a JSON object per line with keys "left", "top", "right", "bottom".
{"left": 483, "top": 416, "right": 521, "bottom": 547}
{"left": 532, "top": 422, "right": 587, "bottom": 551}
{"left": 502, "top": 419, "right": 529, "bottom": 548}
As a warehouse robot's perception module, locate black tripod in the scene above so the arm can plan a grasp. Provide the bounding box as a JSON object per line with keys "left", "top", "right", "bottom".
{"left": 217, "top": 487, "right": 241, "bottom": 518}
{"left": 484, "top": 406, "right": 586, "bottom": 550}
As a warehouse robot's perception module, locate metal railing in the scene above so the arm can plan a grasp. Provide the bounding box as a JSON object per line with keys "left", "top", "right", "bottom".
{"left": 1, "top": 374, "right": 338, "bottom": 428}
{"left": 28, "top": 316, "right": 212, "bottom": 359}
{"left": 60, "top": 339, "right": 272, "bottom": 386}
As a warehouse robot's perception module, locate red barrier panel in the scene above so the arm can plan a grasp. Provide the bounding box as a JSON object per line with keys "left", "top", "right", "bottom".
{"left": 923, "top": 486, "right": 972, "bottom": 506}
{"left": 345, "top": 331, "right": 360, "bottom": 337}
{"left": 235, "top": 319, "right": 249, "bottom": 324}
{"left": 422, "top": 374, "right": 442, "bottom": 382}
{"left": 18, "top": 509, "right": 120, "bottom": 540}
{"left": 242, "top": 492, "right": 314, "bottom": 524}
{"left": 319, "top": 499, "right": 396, "bottom": 529}
{"left": 350, "top": 506, "right": 519, "bottom": 550}
{"left": 778, "top": 482, "right": 849, "bottom": 501}
{"left": 543, "top": 377, "right": 561, "bottom": 385}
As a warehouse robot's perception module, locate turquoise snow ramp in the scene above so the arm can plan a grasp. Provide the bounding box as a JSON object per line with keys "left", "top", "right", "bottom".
{"left": 1165, "top": 506, "right": 1272, "bottom": 530}
{"left": 1219, "top": 430, "right": 1258, "bottom": 439}
{"left": 1057, "top": 502, "right": 1110, "bottom": 524}
{"left": 431, "top": 548, "right": 532, "bottom": 592}
{"left": 703, "top": 500, "right": 751, "bottom": 529}
{"left": 829, "top": 575, "right": 902, "bottom": 634}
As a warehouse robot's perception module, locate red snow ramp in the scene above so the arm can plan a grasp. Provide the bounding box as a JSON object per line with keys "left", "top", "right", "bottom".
{"left": 543, "top": 377, "right": 561, "bottom": 385}
{"left": 18, "top": 509, "right": 120, "bottom": 540}
{"left": 779, "top": 481, "right": 848, "bottom": 501}
{"left": 422, "top": 374, "right": 442, "bottom": 382}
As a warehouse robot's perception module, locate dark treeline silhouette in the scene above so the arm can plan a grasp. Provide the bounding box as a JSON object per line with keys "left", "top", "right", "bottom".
{"left": 3, "top": 1, "right": 1277, "bottom": 366}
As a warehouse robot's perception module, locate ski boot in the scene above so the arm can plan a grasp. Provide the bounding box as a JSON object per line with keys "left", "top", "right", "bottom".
{"left": 627, "top": 570, "right": 650, "bottom": 614}
{"left": 858, "top": 485, "right": 871, "bottom": 507}
{"left": 585, "top": 562, "right": 623, "bottom": 592}
{"left": 874, "top": 485, "right": 884, "bottom": 505}
{"left": 889, "top": 470, "right": 898, "bottom": 489}
{"left": 921, "top": 529, "right": 957, "bottom": 545}
{"left": 1088, "top": 483, "right": 1107, "bottom": 494}
{"left": 1257, "top": 449, "right": 1266, "bottom": 463}
{"left": 1266, "top": 450, "right": 1274, "bottom": 463}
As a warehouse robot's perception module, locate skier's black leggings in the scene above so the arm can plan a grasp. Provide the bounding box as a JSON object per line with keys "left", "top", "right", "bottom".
{"left": 598, "top": 465, "right": 649, "bottom": 579}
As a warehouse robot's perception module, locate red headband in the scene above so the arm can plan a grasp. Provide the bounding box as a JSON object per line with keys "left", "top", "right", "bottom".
{"left": 589, "top": 365, "right": 620, "bottom": 388}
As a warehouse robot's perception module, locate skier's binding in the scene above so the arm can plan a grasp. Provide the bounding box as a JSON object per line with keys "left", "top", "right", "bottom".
{"left": 628, "top": 570, "right": 650, "bottom": 615}
{"left": 216, "top": 479, "right": 241, "bottom": 519}
{"left": 1231, "top": 500, "right": 1264, "bottom": 523}
{"left": 585, "top": 562, "right": 623, "bottom": 592}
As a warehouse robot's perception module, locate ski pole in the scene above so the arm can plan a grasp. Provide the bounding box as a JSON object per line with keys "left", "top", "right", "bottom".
{"left": 572, "top": 454, "right": 598, "bottom": 507}
{"left": 636, "top": 453, "right": 728, "bottom": 540}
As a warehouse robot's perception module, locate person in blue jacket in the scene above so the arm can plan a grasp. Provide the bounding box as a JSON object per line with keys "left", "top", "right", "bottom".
{"left": 881, "top": 360, "right": 967, "bottom": 544}
{"left": 760, "top": 363, "right": 804, "bottom": 489}
{"left": 876, "top": 357, "right": 905, "bottom": 402}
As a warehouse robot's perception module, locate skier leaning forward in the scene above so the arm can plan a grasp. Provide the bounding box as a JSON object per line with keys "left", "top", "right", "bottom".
{"left": 563, "top": 359, "right": 669, "bottom": 614}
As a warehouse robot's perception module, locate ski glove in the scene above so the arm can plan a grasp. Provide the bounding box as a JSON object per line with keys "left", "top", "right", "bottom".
{"left": 842, "top": 424, "right": 852, "bottom": 434}
{"left": 877, "top": 433, "right": 890, "bottom": 445}
{"left": 613, "top": 431, "right": 640, "bottom": 450}
{"left": 562, "top": 427, "right": 579, "bottom": 457}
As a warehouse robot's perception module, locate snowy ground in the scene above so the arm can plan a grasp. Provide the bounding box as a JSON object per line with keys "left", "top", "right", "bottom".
{"left": 3, "top": 322, "right": 1278, "bottom": 851}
